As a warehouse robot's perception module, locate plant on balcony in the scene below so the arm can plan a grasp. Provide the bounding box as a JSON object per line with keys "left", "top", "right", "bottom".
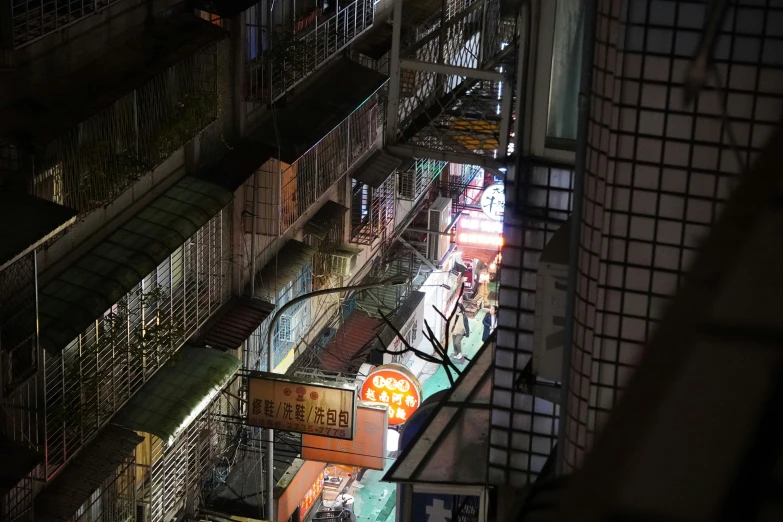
{"left": 154, "top": 90, "right": 218, "bottom": 158}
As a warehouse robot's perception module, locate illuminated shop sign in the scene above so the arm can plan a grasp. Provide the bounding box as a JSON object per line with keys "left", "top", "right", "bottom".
{"left": 480, "top": 183, "right": 505, "bottom": 221}
{"left": 456, "top": 212, "right": 504, "bottom": 249}
{"left": 298, "top": 473, "right": 324, "bottom": 519}
{"left": 247, "top": 373, "right": 357, "bottom": 440}
{"left": 360, "top": 364, "right": 422, "bottom": 426}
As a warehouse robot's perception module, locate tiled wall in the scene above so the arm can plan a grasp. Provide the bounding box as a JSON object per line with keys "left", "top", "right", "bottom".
{"left": 564, "top": 0, "right": 783, "bottom": 471}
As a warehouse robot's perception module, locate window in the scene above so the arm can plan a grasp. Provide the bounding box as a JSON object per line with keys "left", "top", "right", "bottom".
{"left": 546, "top": 0, "right": 584, "bottom": 146}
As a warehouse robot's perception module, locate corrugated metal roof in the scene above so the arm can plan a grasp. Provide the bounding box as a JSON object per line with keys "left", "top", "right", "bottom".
{"left": 37, "top": 176, "right": 233, "bottom": 355}
{"left": 321, "top": 310, "right": 384, "bottom": 372}
{"left": 255, "top": 57, "right": 388, "bottom": 163}
{"left": 352, "top": 150, "right": 402, "bottom": 189}
{"left": 0, "top": 15, "right": 227, "bottom": 148}
{"left": 113, "top": 346, "right": 240, "bottom": 444}
{"left": 0, "top": 434, "right": 42, "bottom": 494}
{"left": 255, "top": 240, "right": 316, "bottom": 302}
{"left": 303, "top": 200, "right": 348, "bottom": 242}
{"left": 34, "top": 426, "right": 142, "bottom": 522}
{"left": 0, "top": 195, "right": 76, "bottom": 271}
{"left": 202, "top": 297, "right": 275, "bottom": 351}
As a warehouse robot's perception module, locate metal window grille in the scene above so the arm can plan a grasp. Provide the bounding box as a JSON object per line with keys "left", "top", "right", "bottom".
{"left": 0, "top": 474, "right": 34, "bottom": 522}
{"left": 350, "top": 174, "right": 395, "bottom": 245}
{"left": 37, "top": 205, "right": 231, "bottom": 479}
{"left": 254, "top": 95, "right": 379, "bottom": 236}
{"left": 246, "top": 0, "right": 375, "bottom": 103}
{"left": 4, "top": 0, "right": 121, "bottom": 49}
{"left": 0, "top": 252, "right": 38, "bottom": 399}
{"left": 70, "top": 456, "right": 136, "bottom": 522}
{"left": 29, "top": 44, "right": 220, "bottom": 216}
{"left": 397, "top": 157, "right": 447, "bottom": 201}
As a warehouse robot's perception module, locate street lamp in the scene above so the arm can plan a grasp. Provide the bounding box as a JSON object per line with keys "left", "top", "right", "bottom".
{"left": 263, "top": 275, "right": 408, "bottom": 521}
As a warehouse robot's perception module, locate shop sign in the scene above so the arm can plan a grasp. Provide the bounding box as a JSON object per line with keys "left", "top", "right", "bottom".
{"left": 276, "top": 460, "right": 326, "bottom": 522}
{"left": 479, "top": 183, "right": 504, "bottom": 221}
{"left": 359, "top": 364, "right": 422, "bottom": 426}
{"left": 411, "top": 493, "right": 482, "bottom": 522}
{"left": 298, "top": 472, "right": 324, "bottom": 519}
{"left": 302, "top": 404, "right": 389, "bottom": 470}
{"left": 456, "top": 211, "right": 504, "bottom": 249}
{"left": 247, "top": 373, "right": 357, "bottom": 440}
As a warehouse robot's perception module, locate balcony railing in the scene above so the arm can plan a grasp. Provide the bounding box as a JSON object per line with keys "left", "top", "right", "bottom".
{"left": 1, "top": 0, "right": 122, "bottom": 49}
{"left": 247, "top": 0, "right": 374, "bottom": 103}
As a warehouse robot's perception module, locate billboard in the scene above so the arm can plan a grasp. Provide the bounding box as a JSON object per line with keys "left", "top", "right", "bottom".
{"left": 302, "top": 403, "right": 389, "bottom": 470}
{"left": 247, "top": 372, "right": 357, "bottom": 440}
{"left": 359, "top": 364, "right": 422, "bottom": 426}
{"left": 455, "top": 211, "right": 504, "bottom": 249}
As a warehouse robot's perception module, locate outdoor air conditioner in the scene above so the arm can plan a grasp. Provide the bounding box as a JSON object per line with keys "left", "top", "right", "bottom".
{"left": 427, "top": 197, "right": 453, "bottom": 263}
{"left": 330, "top": 245, "right": 362, "bottom": 277}
{"left": 533, "top": 219, "right": 571, "bottom": 382}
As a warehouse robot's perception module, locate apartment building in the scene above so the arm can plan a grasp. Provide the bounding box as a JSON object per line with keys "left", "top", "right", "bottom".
{"left": 0, "top": 0, "right": 509, "bottom": 521}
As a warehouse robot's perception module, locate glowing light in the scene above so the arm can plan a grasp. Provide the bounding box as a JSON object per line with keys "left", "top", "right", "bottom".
{"left": 360, "top": 364, "right": 422, "bottom": 426}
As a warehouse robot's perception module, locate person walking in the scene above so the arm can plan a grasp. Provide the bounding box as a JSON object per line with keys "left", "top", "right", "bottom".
{"left": 482, "top": 306, "right": 497, "bottom": 342}
{"left": 474, "top": 271, "right": 490, "bottom": 309}
{"left": 451, "top": 307, "right": 470, "bottom": 359}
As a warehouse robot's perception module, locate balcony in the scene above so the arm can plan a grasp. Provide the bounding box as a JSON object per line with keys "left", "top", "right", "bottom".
{"left": 247, "top": 0, "right": 375, "bottom": 103}
{"left": 0, "top": 15, "right": 227, "bottom": 216}
{"left": 350, "top": 150, "right": 400, "bottom": 245}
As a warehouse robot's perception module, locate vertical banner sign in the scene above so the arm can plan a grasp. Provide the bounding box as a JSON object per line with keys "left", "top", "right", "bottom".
{"left": 302, "top": 404, "right": 389, "bottom": 470}
{"left": 298, "top": 474, "right": 324, "bottom": 520}
{"left": 247, "top": 372, "right": 357, "bottom": 440}
{"left": 360, "top": 364, "right": 422, "bottom": 425}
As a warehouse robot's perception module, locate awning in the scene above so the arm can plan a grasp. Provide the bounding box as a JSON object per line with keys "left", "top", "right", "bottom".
{"left": 384, "top": 339, "right": 494, "bottom": 485}
{"left": 255, "top": 240, "right": 315, "bottom": 302}
{"left": 255, "top": 57, "right": 388, "bottom": 163}
{"left": 0, "top": 15, "right": 227, "bottom": 149}
{"left": 0, "top": 435, "right": 43, "bottom": 495}
{"left": 189, "top": 0, "right": 260, "bottom": 17}
{"left": 34, "top": 426, "right": 142, "bottom": 522}
{"left": 112, "top": 346, "right": 240, "bottom": 445}
{"left": 352, "top": 150, "right": 402, "bottom": 189}
{"left": 196, "top": 140, "right": 274, "bottom": 192}
{"left": 0, "top": 195, "right": 76, "bottom": 271}
{"left": 303, "top": 200, "right": 348, "bottom": 243}
{"left": 200, "top": 297, "right": 275, "bottom": 351}
{"left": 37, "top": 176, "right": 233, "bottom": 354}
{"left": 321, "top": 310, "right": 384, "bottom": 372}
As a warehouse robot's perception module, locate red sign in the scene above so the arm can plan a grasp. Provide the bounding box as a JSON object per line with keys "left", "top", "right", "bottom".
{"left": 360, "top": 364, "right": 422, "bottom": 426}
{"left": 298, "top": 473, "right": 324, "bottom": 519}
{"left": 303, "top": 404, "right": 388, "bottom": 470}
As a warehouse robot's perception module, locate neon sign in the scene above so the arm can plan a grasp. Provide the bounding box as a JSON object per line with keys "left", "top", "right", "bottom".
{"left": 360, "top": 364, "right": 422, "bottom": 426}
{"left": 456, "top": 212, "right": 504, "bottom": 249}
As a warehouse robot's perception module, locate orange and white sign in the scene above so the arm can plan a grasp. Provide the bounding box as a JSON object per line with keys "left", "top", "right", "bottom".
{"left": 456, "top": 211, "right": 504, "bottom": 249}
{"left": 359, "top": 364, "right": 422, "bottom": 426}
{"left": 247, "top": 373, "right": 357, "bottom": 440}
{"left": 302, "top": 404, "right": 388, "bottom": 470}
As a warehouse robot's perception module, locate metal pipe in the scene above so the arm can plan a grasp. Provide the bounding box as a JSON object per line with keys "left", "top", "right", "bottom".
{"left": 264, "top": 275, "right": 408, "bottom": 519}
{"left": 556, "top": 0, "right": 597, "bottom": 476}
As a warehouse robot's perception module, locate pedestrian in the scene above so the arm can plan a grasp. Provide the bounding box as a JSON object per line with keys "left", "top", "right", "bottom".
{"left": 474, "top": 271, "right": 490, "bottom": 309}
{"left": 450, "top": 307, "right": 470, "bottom": 359}
{"left": 482, "top": 305, "right": 497, "bottom": 342}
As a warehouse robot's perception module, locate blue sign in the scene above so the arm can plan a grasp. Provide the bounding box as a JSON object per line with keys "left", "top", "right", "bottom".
{"left": 411, "top": 493, "right": 480, "bottom": 522}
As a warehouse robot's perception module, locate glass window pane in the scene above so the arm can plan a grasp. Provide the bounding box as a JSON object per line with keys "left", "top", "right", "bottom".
{"left": 546, "top": 0, "right": 585, "bottom": 144}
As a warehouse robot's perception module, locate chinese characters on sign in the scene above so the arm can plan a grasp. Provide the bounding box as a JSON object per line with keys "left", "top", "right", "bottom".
{"left": 302, "top": 404, "right": 389, "bottom": 470}
{"left": 456, "top": 211, "right": 504, "bottom": 249}
{"left": 247, "top": 374, "right": 357, "bottom": 440}
{"left": 298, "top": 474, "right": 324, "bottom": 519}
{"left": 359, "top": 364, "right": 422, "bottom": 426}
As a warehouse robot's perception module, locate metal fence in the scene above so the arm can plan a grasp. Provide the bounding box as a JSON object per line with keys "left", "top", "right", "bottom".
{"left": 350, "top": 174, "right": 395, "bottom": 245}
{"left": 246, "top": 0, "right": 374, "bottom": 103}
{"left": 71, "top": 456, "right": 136, "bottom": 522}
{"left": 29, "top": 44, "right": 219, "bottom": 216}
{"left": 397, "top": 157, "right": 447, "bottom": 201}
{"left": 0, "top": 252, "right": 38, "bottom": 400}
{"left": 0, "top": 206, "right": 233, "bottom": 481}
{"left": 3, "top": 0, "right": 121, "bottom": 49}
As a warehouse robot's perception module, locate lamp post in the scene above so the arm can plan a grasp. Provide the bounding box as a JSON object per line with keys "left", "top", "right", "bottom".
{"left": 264, "top": 275, "right": 408, "bottom": 521}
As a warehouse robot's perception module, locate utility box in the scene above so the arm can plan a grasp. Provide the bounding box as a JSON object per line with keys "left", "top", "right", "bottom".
{"left": 533, "top": 219, "right": 571, "bottom": 382}
{"left": 427, "top": 197, "right": 453, "bottom": 263}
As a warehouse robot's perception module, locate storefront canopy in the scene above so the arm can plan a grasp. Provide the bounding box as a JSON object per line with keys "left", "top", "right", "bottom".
{"left": 112, "top": 346, "right": 240, "bottom": 445}
{"left": 383, "top": 339, "right": 494, "bottom": 485}
{"left": 34, "top": 426, "right": 142, "bottom": 522}
{"left": 37, "top": 176, "right": 233, "bottom": 355}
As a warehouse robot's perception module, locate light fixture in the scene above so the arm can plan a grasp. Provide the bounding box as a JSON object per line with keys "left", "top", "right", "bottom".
{"left": 386, "top": 428, "right": 400, "bottom": 452}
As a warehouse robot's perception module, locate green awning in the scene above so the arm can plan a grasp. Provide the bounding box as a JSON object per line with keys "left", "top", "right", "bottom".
{"left": 112, "top": 346, "right": 240, "bottom": 445}
{"left": 255, "top": 240, "right": 315, "bottom": 302}
{"left": 37, "top": 177, "right": 232, "bottom": 354}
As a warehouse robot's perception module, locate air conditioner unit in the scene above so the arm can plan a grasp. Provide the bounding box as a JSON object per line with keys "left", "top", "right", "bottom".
{"left": 533, "top": 220, "right": 571, "bottom": 382}
{"left": 427, "top": 197, "right": 453, "bottom": 263}
{"left": 330, "top": 245, "right": 362, "bottom": 277}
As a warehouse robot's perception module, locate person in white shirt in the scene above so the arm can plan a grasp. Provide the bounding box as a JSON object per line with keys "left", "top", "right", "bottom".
{"left": 451, "top": 307, "right": 470, "bottom": 359}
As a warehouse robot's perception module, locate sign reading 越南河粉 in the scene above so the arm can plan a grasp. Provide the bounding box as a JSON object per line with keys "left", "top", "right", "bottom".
{"left": 247, "top": 372, "right": 357, "bottom": 440}
{"left": 360, "top": 363, "right": 422, "bottom": 426}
